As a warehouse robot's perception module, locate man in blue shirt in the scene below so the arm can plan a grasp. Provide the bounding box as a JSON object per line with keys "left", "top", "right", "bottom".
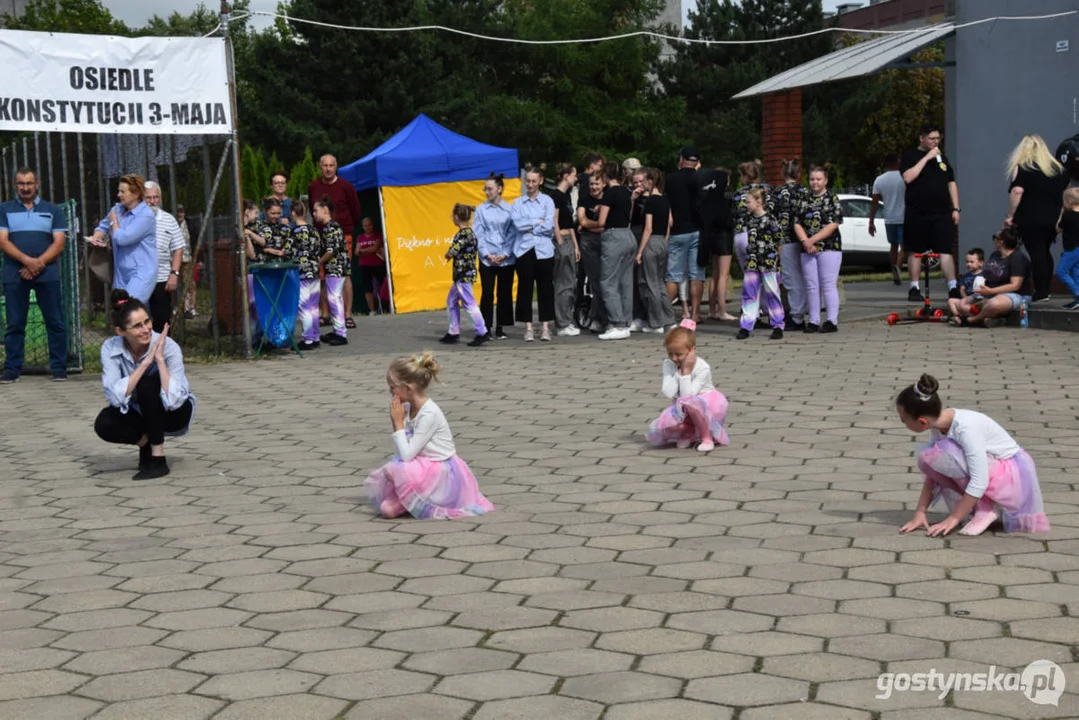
{"left": 0, "top": 168, "right": 68, "bottom": 382}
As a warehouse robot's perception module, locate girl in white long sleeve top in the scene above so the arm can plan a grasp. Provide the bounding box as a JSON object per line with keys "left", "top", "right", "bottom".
{"left": 364, "top": 352, "right": 495, "bottom": 520}
{"left": 897, "top": 374, "right": 1049, "bottom": 537}
{"left": 646, "top": 322, "right": 729, "bottom": 452}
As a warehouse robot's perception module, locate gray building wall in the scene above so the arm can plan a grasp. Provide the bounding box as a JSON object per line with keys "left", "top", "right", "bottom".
{"left": 951, "top": 0, "right": 1079, "bottom": 259}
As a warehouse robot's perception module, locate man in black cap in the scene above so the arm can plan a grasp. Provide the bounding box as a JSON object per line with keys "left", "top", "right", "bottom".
{"left": 665, "top": 146, "right": 704, "bottom": 322}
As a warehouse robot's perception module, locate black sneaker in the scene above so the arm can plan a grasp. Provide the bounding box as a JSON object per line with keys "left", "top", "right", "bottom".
{"left": 770, "top": 328, "right": 784, "bottom": 340}
{"left": 133, "top": 456, "right": 169, "bottom": 481}
{"left": 467, "top": 334, "right": 490, "bottom": 347}
{"left": 322, "top": 333, "right": 348, "bottom": 346}
{"left": 891, "top": 265, "right": 902, "bottom": 286}
{"left": 297, "top": 340, "right": 320, "bottom": 351}
{"left": 1065, "top": 299, "right": 1079, "bottom": 310}
{"left": 804, "top": 323, "right": 820, "bottom": 333}
{"left": 908, "top": 287, "right": 924, "bottom": 302}
{"left": 52, "top": 374, "right": 68, "bottom": 382}
{"left": 785, "top": 320, "right": 805, "bottom": 332}
{"left": 494, "top": 328, "right": 509, "bottom": 340}
{"left": 438, "top": 333, "right": 460, "bottom": 344}
{"left": 820, "top": 321, "right": 838, "bottom": 333}
{"left": 735, "top": 329, "right": 751, "bottom": 340}
{"left": 0, "top": 372, "right": 18, "bottom": 384}
{"left": 948, "top": 288, "right": 961, "bottom": 300}
{"left": 1032, "top": 295, "right": 1051, "bottom": 304}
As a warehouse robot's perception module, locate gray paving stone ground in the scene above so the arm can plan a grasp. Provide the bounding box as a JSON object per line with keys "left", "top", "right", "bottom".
{"left": 1, "top": 284, "right": 1079, "bottom": 718}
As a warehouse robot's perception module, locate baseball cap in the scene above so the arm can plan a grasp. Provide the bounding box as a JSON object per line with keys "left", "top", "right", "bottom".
{"left": 622, "top": 157, "right": 642, "bottom": 170}
{"left": 680, "top": 145, "right": 700, "bottom": 162}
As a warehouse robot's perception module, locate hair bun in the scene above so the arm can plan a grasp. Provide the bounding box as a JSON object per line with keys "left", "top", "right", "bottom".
{"left": 916, "top": 373, "right": 939, "bottom": 397}
{"left": 110, "top": 288, "right": 132, "bottom": 309}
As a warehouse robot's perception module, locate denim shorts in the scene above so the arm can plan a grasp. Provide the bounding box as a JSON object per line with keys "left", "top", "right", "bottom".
{"left": 885, "top": 223, "right": 904, "bottom": 247}
{"left": 1001, "top": 293, "right": 1032, "bottom": 310}
{"left": 666, "top": 231, "right": 704, "bottom": 283}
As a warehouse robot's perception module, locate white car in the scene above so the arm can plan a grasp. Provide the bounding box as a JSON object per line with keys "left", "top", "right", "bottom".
{"left": 837, "top": 194, "right": 892, "bottom": 268}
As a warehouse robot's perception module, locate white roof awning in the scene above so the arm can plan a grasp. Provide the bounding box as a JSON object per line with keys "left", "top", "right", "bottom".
{"left": 733, "top": 23, "right": 955, "bottom": 99}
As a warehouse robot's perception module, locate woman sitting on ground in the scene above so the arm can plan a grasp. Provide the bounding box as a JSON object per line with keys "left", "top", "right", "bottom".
{"left": 94, "top": 290, "right": 195, "bottom": 480}
{"left": 950, "top": 226, "right": 1032, "bottom": 326}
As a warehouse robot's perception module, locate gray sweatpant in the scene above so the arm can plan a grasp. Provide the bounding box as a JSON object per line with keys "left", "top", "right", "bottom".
{"left": 637, "top": 235, "right": 675, "bottom": 330}
{"left": 553, "top": 233, "right": 578, "bottom": 329}
{"left": 600, "top": 227, "right": 637, "bottom": 327}
{"left": 578, "top": 233, "right": 606, "bottom": 328}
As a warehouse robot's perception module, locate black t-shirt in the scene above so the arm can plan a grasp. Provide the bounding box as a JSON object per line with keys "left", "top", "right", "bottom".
{"left": 577, "top": 192, "right": 602, "bottom": 235}
{"left": 644, "top": 195, "right": 670, "bottom": 237}
{"left": 666, "top": 168, "right": 701, "bottom": 235}
{"left": 631, "top": 193, "right": 647, "bottom": 229}
{"left": 1061, "top": 209, "right": 1079, "bottom": 252}
{"left": 696, "top": 168, "right": 731, "bottom": 230}
{"left": 900, "top": 147, "right": 956, "bottom": 216}
{"left": 598, "top": 185, "right": 632, "bottom": 229}
{"left": 1011, "top": 166, "right": 1068, "bottom": 232}
{"left": 548, "top": 187, "right": 575, "bottom": 232}
{"left": 982, "top": 250, "right": 1033, "bottom": 296}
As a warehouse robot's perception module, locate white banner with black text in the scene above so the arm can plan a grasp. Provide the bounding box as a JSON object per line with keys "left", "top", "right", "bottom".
{"left": 0, "top": 29, "right": 232, "bottom": 135}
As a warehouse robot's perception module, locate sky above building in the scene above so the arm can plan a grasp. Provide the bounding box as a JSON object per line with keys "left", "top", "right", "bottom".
{"left": 105, "top": 0, "right": 850, "bottom": 33}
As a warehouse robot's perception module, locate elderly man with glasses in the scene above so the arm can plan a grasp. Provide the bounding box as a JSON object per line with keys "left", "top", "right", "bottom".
{"left": 144, "top": 181, "right": 186, "bottom": 333}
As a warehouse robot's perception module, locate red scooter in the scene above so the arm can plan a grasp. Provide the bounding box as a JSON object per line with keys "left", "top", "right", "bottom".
{"left": 887, "top": 253, "right": 948, "bottom": 325}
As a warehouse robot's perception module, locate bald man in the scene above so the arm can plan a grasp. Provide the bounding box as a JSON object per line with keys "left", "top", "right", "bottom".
{"left": 308, "top": 154, "right": 362, "bottom": 320}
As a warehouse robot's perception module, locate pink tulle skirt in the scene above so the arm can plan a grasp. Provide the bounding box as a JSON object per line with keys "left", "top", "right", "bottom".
{"left": 918, "top": 439, "right": 1050, "bottom": 533}
{"left": 365, "top": 454, "right": 495, "bottom": 520}
{"left": 646, "top": 390, "right": 730, "bottom": 448}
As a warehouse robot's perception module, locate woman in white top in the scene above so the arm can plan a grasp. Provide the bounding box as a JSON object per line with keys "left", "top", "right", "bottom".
{"left": 364, "top": 352, "right": 494, "bottom": 520}
{"left": 897, "top": 374, "right": 1049, "bottom": 537}
{"left": 645, "top": 320, "right": 729, "bottom": 452}
{"left": 94, "top": 289, "right": 195, "bottom": 481}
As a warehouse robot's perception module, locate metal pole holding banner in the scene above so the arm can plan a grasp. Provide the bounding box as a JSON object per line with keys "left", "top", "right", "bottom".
{"left": 222, "top": 2, "right": 252, "bottom": 357}
{"left": 44, "top": 131, "right": 53, "bottom": 199}
{"left": 60, "top": 134, "right": 69, "bottom": 204}
{"left": 77, "top": 133, "right": 91, "bottom": 315}
{"left": 376, "top": 187, "right": 396, "bottom": 314}
{"left": 33, "top": 133, "right": 40, "bottom": 186}
{"left": 1, "top": 147, "right": 7, "bottom": 199}
{"left": 167, "top": 137, "right": 178, "bottom": 213}
{"left": 22, "top": 137, "right": 28, "bottom": 173}
{"left": 203, "top": 137, "right": 219, "bottom": 354}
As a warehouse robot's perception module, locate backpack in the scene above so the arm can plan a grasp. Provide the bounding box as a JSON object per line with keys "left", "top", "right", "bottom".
{"left": 1056, "top": 134, "right": 1079, "bottom": 182}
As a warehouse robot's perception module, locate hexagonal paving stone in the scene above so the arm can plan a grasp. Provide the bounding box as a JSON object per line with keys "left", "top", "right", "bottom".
{"left": 948, "top": 598, "right": 1061, "bottom": 622}
{"left": 560, "top": 671, "right": 681, "bottom": 704}
{"left": 560, "top": 607, "right": 663, "bottom": 632}
{"left": 485, "top": 627, "right": 597, "bottom": 654}
{"left": 595, "top": 628, "right": 708, "bottom": 655}
{"left": 288, "top": 648, "right": 404, "bottom": 675}
{"left": 434, "top": 669, "right": 554, "bottom": 701}
{"left": 711, "top": 631, "right": 824, "bottom": 657}
{"left": 949, "top": 637, "right": 1073, "bottom": 665}
{"left": 897, "top": 580, "right": 1001, "bottom": 603}
{"left": 226, "top": 590, "right": 328, "bottom": 613}
{"left": 792, "top": 579, "right": 892, "bottom": 600}
{"left": 839, "top": 597, "right": 945, "bottom": 620}
{"left": 829, "top": 634, "right": 945, "bottom": 662}
{"left": 158, "top": 627, "right": 272, "bottom": 653}
{"left": 178, "top": 648, "right": 294, "bottom": 675}
{"left": 891, "top": 615, "right": 1003, "bottom": 641}
{"left": 666, "top": 609, "right": 775, "bottom": 635}
{"left": 732, "top": 594, "right": 836, "bottom": 616}
{"left": 374, "top": 627, "right": 483, "bottom": 653}
{"left": 452, "top": 606, "right": 557, "bottom": 631}
{"left": 404, "top": 648, "right": 519, "bottom": 676}
{"left": 686, "top": 673, "right": 809, "bottom": 706}
{"left": 89, "top": 694, "right": 223, "bottom": 720}
{"left": 638, "top": 650, "right": 754, "bottom": 679}
{"left": 605, "top": 698, "right": 734, "bottom": 720}
{"left": 313, "top": 669, "right": 436, "bottom": 701}
{"left": 0, "top": 669, "right": 89, "bottom": 701}
{"left": 193, "top": 669, "right": 320, "bottom": 701}
{"left": 762, "top": 652, "right": 883, "bottom": 683}
{"left": 212, "top": 694, "right": 347, "bottom": 720}
{"left": 79, "top": 669, "right": 204, "bottom": 702}
{"left": 741, "top": 703, "right": 871, "bottom": 720}
{"left": 777, "top": 613, "right": 887, "bottom": 638}
{"left": 62, "top": 646, "right": 185, "bottom": 676}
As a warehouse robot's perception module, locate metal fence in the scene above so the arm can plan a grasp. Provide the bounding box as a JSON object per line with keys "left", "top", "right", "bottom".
{"left": 0, "top": 131, "right": 248, "bottom": 360}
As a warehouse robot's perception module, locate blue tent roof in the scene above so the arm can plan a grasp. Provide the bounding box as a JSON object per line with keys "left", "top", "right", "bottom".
{"left": 338, "top": 114, "right": 519, "bottom": 191}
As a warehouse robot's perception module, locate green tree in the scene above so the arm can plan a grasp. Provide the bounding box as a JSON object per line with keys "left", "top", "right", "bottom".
{"left": 1, "top": 0, "right": 129, "bottom": 34}
{"left": 135, "top": 2, "right": 220, "bottom": 36}
{"left": 287, "top": 147, "right": 319, "bottom": 199}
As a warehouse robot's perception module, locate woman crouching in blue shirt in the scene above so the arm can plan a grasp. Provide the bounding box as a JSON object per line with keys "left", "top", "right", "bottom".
{"left": 94, "top": 289, "right": 196, "bottom": 480}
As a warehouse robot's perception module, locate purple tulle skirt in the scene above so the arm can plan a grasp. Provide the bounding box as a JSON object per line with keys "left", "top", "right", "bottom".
{"left": 646, "top": 390, "right": 730, "bottom": 448}
{"left": 365, "top": 454, "right": 494, "bottom": 520}
{"left": 918, "top": 439, "right": 1050, "bottom": 533}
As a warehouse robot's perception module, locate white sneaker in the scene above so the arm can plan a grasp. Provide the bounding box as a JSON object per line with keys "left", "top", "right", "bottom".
{"left": 557, "top": 325, "right": 581, "bottom": 337}
{"left": 524, "top": 327, "right": 535, "bottom": 342}
{"left": 630, "top": 319, "right": 644, "bottom": 333}
{"left": 540, "top": 326, "right": 551, "bottom": 342}
{"left": 643, "top": 325, "right": 666, "bottom": 334}
{"left": 598, "top": 326, "right": 631, "bottom": 340}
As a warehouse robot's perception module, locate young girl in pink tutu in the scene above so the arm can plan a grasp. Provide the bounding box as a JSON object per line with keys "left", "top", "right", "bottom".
{"left": 365, "top": 352, "right": 495, "bottom": 520}
{"left": 646, "top": 320, "right": 729, "bottom": 452}
{"left": 897, "top": 373, "right": 1049, "bottom": 537}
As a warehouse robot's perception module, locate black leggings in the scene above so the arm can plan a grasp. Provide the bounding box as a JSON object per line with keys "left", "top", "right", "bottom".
{"left": 479, "top": 263, "right": 515, "bottom": 331}
{"left": 149, "top": 281, "right": 173, "bottom": 333}
{"left": 514, "top": 249, "right": 555, "bottom": 323}
{"left": 1020, "top": 225, "right": 1057, "bottom": 300}
{"left": 94, "top": 371, "right": 193, "bottom": 447}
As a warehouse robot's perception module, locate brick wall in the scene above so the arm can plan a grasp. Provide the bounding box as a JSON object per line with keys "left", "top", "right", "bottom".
{"left": 761, "top": 90, "right": 803, "bottom": 186}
